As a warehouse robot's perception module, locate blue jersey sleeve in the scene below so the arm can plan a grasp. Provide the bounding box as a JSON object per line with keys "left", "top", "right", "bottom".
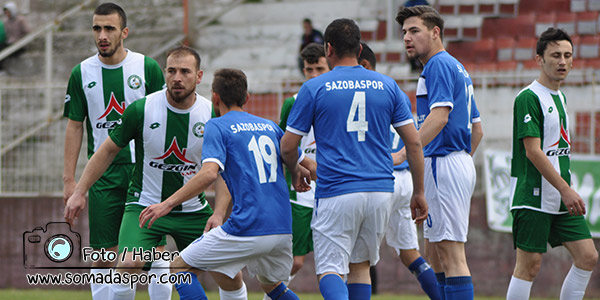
{"left": 201, "top": 120, "right": 227, "bottom": 170}
{"left": 286, "top": 83, "right": 315, "bottom": 135}
{"left": 472, "top": 98, "right": 481, "bottom": 122}
{"left": 425, "top": 61, "right": 455, "bottom": 110}
{"left": 392, "top": 84, "right": 415, "bottom": 127}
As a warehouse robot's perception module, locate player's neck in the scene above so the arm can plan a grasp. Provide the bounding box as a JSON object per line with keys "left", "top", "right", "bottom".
{"left": 167, "top": 92, "right": 196, "bottom": 110}
{"left": 98, "top": 47, "right": 127, "bottom": 65}
{"left": 420, "top": 44, "right": 445, "bottom": 66}
{"left": 537, "top": 75, "right": 561, "bottom": 91}
{"left": 330, "top": 56, "right": 359, "bottom": 68}
{"left": 221, "top": 105, "right": 243, "bottom": 116}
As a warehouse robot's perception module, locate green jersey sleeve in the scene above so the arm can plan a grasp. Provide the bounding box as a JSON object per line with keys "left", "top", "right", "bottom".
{"left": 144, "top": 56, "right": 165, "bottom": 94}
{"left": 514, "top": 90, "right": 542, "bottom": 140}
{"left": 63, "top": 64, "right": 87, "bottom": 121}
{"left": 110, "top": 98, "right": 145, "bottom": 148}
{"left": 278, "top": 96, "right": 296, "bottom": 131}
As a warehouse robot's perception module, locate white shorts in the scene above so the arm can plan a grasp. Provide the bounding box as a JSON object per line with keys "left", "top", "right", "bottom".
{"left": 385, "top": 169, "right": 419, "bottom": 255}
{"left": 423, "top": 151, "right": 476, "bottom": 243}
{"left": 180, "top": 226, "right": 292, "bottom": 282}
{"left": 311, "top": 191, "right": 393, "bottom": 275}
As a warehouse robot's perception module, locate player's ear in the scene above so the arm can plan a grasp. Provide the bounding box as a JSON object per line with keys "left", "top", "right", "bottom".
{"left": 242, "top": 92, "right": 250, "bottom": 106}
{"left": 325, "top": 42, "right": 334, "bottom": 57}
{"left": 121, "top": 26, "right": 129, "bottom": 39}
{"left": 535, "top": 54, "right": 543, "bottom": 68}
{"left": 197, "top": 70, "right": 204, "bottom": 85}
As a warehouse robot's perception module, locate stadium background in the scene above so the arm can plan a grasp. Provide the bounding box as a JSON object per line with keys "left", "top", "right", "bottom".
{"left": 0, "top": 0, "right": 599, "bottom": 297}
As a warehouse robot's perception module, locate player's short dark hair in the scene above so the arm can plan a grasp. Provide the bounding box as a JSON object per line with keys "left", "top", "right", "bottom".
{"left": 166, "top": 45, "right": 201, "bottom": 71}
{"left": 94, "top": 2, "right": 127, "bottom": 29}
{"left": 324, "top": 18, "right": 361, "bottom": 59}
{"left": 536, "top": 28, "right": 573, "bottom": 56}
{"left": 303, "top": 18, "right": 312, "bottom": 24}
{"left": 300, "top": 43, "right": 326, "bottom": 64}
{"left": 396, "top": 5, "right": 444, "bottom": 41}
{"left": 212, "top": 69, "right": 248, "bottom": 108}
{"left": 359, "top": 42, "right": 377, "bottom": 70}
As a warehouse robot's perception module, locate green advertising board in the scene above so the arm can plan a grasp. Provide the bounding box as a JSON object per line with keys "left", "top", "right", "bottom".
{"left": 484, "top": 149, "right": 600, "bottom": 238}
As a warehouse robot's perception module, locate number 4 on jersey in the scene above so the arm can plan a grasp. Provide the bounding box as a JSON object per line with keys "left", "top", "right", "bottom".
{"left": 347, "top": 91, "right": 369, "bottom": 142}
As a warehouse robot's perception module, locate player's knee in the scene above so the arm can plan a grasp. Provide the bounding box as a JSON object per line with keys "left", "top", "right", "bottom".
{"left": 575, "top": 248, "right": 598, "bottom": 270}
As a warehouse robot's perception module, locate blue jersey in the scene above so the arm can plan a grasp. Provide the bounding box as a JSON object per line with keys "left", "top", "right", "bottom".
{"left": 390, "top": 96, "right": 415, "bottom": 171}
{"left": 416, "top": 51, "right": 481, "bottom": 157}
{"left": 202, "top": 111, "right": 292, "bottom": 236}
{"left": 287, "top": 65, "right": 414, "bottom": 198}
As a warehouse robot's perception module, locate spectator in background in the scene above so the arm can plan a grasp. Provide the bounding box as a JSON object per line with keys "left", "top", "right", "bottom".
{"left": 3, "top": 2, "right": 30, "bottom": 50}
{"left": 298, "top": 18, "right": 324, "bottom": 73}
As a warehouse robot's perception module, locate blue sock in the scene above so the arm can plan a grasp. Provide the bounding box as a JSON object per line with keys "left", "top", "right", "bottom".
{"left": 174, "top": 272, "right": 207, "bottom": 300}
{"left": 319, "top": 274, "right": 349, "bottom": 300}
{"left": 347, "top": 283, "right": 371, "bottom": 300}
{"left": 445, "top": 276, "right": 473, "bottom": 300}
{"left": 435, "top": 272, "right": 446, "bottom": 300}
{"left": 267, "top": 282, "right": 300, "bottom": 300}
{"left": 409, "top": 257, "right": 442, "bottom": 300}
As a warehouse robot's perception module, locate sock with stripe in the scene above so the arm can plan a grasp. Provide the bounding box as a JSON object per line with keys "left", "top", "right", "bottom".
{"left": 409, "top": 257, "right": 442, "bottom": 300}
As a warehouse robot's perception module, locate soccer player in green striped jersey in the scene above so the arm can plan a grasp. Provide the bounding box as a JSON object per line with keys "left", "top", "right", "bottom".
{"left": 62, "top": 3, "right": 166, "bottom": 299}
{"left": 506, "top": 28, "right": 598, "bottom": 300}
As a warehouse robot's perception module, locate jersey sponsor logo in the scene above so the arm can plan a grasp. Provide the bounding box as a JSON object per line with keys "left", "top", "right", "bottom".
{"left": 97, "top": 92, "right": 126, "bottom": 120}
{"left": 325, "top": 80, "right": 384, "bottom": 91}
{"left": 87, "top": 81, "right": 97, "bottom": 89}
{"left": 150, "top": 137, "right": 197, "bottom": 174}
{"left": 127, "top": 75, "right": 142, "bottom": 90}
{"left": 523, "top": 114, "right": 532, "bottom": 123}
{"left": 95, "top": 119, "right": 122, "bottom": 129}
{"left": 150, "top": 122, "right": 160, "bottom": 130}
{"left": 546, "top": 124, "right": 570, "bottom": 157}
{"left": 304, "top": 140, "right": 316, "bottom": 154}
{"left": 192, "top": 122, "right": 205, "bottom": 138}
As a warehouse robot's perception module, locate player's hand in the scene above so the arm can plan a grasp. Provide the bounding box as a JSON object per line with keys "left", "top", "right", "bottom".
{"left": 63, "top": 178, "right": 77, "bottom": 206}
{"left": 410, "top": 191, "right": 428, "bottom": 225}
{"left": 292, "top": 165, "right": 311, "bottom": 193}
{"left": 392, "top": 148, "right": 407, "bottom": 166}
{"left": 301, "top": 157, "right": 318, "bottom": 180}
{"left": 560, "top": 187, "right": 586, "bottom": 216}
{"left": 203, "top": 214, "right": 224, "bottom": 233}
{"left": 139, "top": 202, "right": 172, "bottom": 229}
{"left": 64, "top": 191, "right": 86, "bottom": 226}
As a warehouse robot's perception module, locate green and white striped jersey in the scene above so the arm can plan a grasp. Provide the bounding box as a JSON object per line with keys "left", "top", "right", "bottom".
{"left": 63, "top": 50, "right": 165, "bottom": 164}
{"left": 510, "top": 80, "right": 571, "bottom": 214}
{"left": 109, "top": 90, "right": 212, "bottom": 212}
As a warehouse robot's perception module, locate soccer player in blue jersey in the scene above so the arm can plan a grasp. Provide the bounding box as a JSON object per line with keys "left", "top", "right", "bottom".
{"left": 359, "top": 42, "right": 441, "bottom": 300}
{"left": 396, "top": 6, "right": 483, "bottom": 300}
{"left": 139, "top": 68, "right": 312, "bottom": 300}
{"left": 281, "top": 19, "right": 427, "bottom": 300}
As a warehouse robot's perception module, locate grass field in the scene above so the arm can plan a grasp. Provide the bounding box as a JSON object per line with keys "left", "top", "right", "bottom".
{"left": 1, "top": 289, "right": 586, "bottom": 300}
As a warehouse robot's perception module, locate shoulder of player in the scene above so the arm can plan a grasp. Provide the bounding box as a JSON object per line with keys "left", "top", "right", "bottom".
{"left": 194, "top": 94, "right": 213, "bottom": 110}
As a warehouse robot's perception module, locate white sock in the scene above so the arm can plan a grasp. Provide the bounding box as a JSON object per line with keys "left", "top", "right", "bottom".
{"left": 90, "top": 269, "right": 110, "bottom": 300}
{"left": 220, "top": 281, "right": 247, "bottom": 300}
{"left": 506, "top": 276, "right": 532, "bottom": 300}
{"left": 148, "top": 259, "right": 172, "bottom": 300}
{"left": 560, "top": 264, "right": 592, "bottom": 300}
{"left": 109, "top": 282, "right": 136, "bottom": 300}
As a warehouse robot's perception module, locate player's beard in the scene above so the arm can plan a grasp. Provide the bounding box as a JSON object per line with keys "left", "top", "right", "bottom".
{"left": 167, "top": 85, "right": 195, "bottom": 103}
{"left": 97, "top": 38, "right": 122, "bottom": 58}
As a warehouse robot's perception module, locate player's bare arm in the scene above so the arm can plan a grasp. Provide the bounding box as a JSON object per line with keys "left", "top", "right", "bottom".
{"left": 139, "top": 162, "right": 221, "bottom": 229}
{"left": 299, "top": 156, "right": 317, "bottom": 180}
{"left": 63, "top": 119, "right": 84, "bottom": 205}
{"left": 204, "top": 174, "right": 231, "bottom": 233}
{"left": 280, "top": 131, "right": 311, "bottom": 192}
{"left": 395, "top": 123, "right": 427, "bottom": 224}
{"left": 392, "top": 106, "right": 451, "bottom": 166}
{"left": 64, "top": 138, "right": 123, "bottom": 224}
{"left": 523, "top": 136, "right": 585, "bottom": 215}
{"left": 470, "top": 121, "right": 483, "bottom": 156}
